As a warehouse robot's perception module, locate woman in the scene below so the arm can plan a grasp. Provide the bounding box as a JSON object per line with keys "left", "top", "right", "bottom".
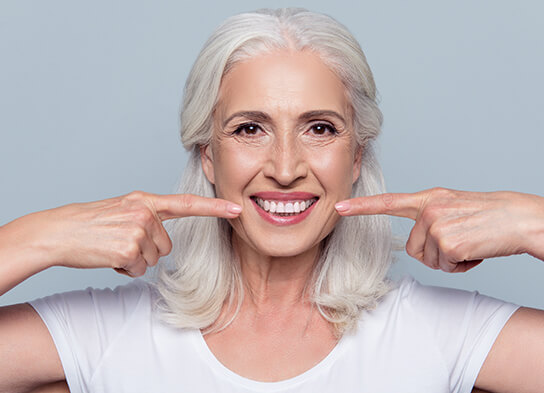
{"left": 1, "top": 8, "right": 544, "bottom": 393}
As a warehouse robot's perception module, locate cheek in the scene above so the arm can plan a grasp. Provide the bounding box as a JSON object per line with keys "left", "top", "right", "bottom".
{"left": 310, "top": 148, "right": 354, "bottom": 197}
{"left": 212, "top": 146, "right": 263, "bottom": 200}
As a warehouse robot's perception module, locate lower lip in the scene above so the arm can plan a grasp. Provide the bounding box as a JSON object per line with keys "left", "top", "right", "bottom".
{"left": 251, "top": 198, "right": 318, "bottom": 226}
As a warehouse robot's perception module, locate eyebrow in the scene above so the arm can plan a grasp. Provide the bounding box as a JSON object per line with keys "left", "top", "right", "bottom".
{"left": 222, "top": 110, "right": 346, "bottom": 128}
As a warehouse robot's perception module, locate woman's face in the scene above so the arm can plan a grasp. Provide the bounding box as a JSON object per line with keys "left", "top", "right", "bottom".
{"left": 202, "top": 49, "right": 362, "bottom": 258}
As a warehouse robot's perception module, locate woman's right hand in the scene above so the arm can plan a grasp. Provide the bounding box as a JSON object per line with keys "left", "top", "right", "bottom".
{"left": 0, "top": 192, "right": 241, "bottom": 392}
{"left": 0, "top": 192, "right": 242, "bottom": 293}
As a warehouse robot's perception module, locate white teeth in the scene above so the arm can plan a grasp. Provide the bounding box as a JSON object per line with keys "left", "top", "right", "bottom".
{"left": 254, "top": 197, "right": 317, "bottom": 216}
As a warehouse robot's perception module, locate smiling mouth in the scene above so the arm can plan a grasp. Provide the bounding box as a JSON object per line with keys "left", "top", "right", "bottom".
{"left": 250, "top": 196, "right": 319, "bottom": 216}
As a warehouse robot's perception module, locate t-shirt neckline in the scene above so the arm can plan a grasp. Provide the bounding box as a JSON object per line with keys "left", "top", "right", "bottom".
{"left": 192, "top": 327, "right": 348, "bottom": 391}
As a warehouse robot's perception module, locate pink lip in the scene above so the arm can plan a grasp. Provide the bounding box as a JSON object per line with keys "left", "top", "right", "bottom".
{"left": 250, "top": 193, "right": 319, "bottom": 226}
{"left": 251, "top": 191, "right": 318, "bottom": 201}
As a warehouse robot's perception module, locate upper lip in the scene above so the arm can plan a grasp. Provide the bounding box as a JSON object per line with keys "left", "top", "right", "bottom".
{"left": 251, "top": 191, "right": 319, "bottom": 201}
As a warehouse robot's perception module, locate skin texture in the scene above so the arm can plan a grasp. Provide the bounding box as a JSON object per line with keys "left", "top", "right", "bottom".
{"left": 336, "top": 188, "right": 544, "bottom": 272}
{"left": 336, "top": 188, "right": 544, "bottom": 392}
{"left": 200, "top": 51, "right": 544, "bottom": 389}
{"left": 0, "top": 192, "right": 241, "bottom": 295}
{"left": 202, "top": 49, "right": 360, "bottom": 260}
{"left": 200, "top": 49, "right": 363, "bottom": 381}
{"left": 0, "top": 192, "right": 240, "bottom": 392}
{"left": 2, "top": 48, "right": 544, "bottom": 391}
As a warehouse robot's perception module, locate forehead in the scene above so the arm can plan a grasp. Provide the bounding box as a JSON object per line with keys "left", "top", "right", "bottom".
{"left": 215, "top": 50, "right": 350, "bottom": 120}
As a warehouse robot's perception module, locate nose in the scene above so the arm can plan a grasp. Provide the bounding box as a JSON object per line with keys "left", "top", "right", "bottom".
{"left": 262, "top": 132, "right": 308, "bottom": 186}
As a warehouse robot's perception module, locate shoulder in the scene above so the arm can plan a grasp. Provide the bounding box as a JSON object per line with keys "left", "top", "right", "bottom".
{"left": 372, "top": 275, "right": 519, "bottom": 329}
{"left": 348, "top": 276, "right": 520, "bottom": 391}
{"left": 28, "top": 279, "right": 157, "bottom": 341}
{"left": 30, "top": 278, "right": 153, "bottom": 310}
{"left": 27, "top": 280, "right": 199, "bottom": 390}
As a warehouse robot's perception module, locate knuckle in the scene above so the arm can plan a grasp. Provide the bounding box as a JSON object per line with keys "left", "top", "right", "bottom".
{"left": 130, "top": 266, "right": 146, "bottom": 277}
{"left": 127, "top": 190, "right": 147, "bottom": 200}
{"left": 428, "top": 223, "right": 445, "bottom": 240}
{"left": 405, "top": 230, "right": 422, "bottom": 259}
{"left": 420, "top": 205, "right": 440, "bottom": 223}
{"left": 430, "top": 187, "right": 447, "bottom": 196}
{"left": 422, "top": 249, "right": 435, "bottom": 267}
{"left": 130, "top": 225, "right": 147, "bottom": 242}
{"left": 212, "top": 199, "right": 223, "bottom": 213}
{"left": 438, "top": 237, "right": 459, "bottom": 258}
{"left": 133, "top": 208, "right": 155, "bottom": 226}
{"left": 179, "top": 194, "right": 194, "bottom": 211}
{"left": 148, "top": 255, "right": 160, "bottom": 267}
{"left": 405, "top": 242, "right": 414, "bottom": 257}
{"left": 161, "top": 237, "right": 173, "bottom": 256}
{"left": 405, "top": 240, "right": 417, "bottom": 258}
{"left": 120, "top": 243, "right": 141, "bottom": 261}
{"left": 381, "top": 193, "right": 395, "bottom": 211}
{"left": 431, "top": 187, "right": 455, "bottom": 201}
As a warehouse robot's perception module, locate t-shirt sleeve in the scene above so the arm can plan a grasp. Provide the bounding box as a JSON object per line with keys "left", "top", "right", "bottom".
{"left": 28, "top": 279, "right": 151, "bottom": 393}
{"left": 402, "top": 277, "right": 520, "bottom": 393}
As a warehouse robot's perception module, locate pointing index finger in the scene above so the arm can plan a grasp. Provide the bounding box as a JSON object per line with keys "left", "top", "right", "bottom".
{"left": 151, "top": 194, "right": 242, "bottom": 221}
{"left": 335, "top": 192, "right": 425, "bottom": 220}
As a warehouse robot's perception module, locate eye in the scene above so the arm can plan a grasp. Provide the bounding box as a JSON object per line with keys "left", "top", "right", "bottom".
{"left": 233, "top": 122, "right": 263, "bottom": 136}
{"left": 309, "top": 123, "right": 338, "bottom": 136}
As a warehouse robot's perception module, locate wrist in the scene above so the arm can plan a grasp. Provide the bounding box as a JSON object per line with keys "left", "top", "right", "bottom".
{"left": 0, "top": 212, "right": 58, "bottom": 272}
{"left": 522, "top": 195, "right": 544, "bottom": 261}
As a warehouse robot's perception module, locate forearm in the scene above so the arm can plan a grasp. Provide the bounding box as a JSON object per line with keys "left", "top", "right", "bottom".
{"left": 0, "top": 213, "right": 54, "bottom": 296}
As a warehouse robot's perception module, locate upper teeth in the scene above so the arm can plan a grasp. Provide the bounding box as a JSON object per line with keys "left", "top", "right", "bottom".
{"left": 254, "top": 198, "right": 317, "bottom": 214}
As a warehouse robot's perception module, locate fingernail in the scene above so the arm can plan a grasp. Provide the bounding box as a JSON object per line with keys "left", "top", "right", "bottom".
{"left": 335, "top": 201, "right": 351, "bottom": 212}
{"left": 227, "top": 204, "right": 242, "bottom": 214}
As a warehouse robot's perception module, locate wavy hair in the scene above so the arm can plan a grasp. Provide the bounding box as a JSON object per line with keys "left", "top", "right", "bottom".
{"left": 155, "top": 8, "right": 393, "bottom": 336}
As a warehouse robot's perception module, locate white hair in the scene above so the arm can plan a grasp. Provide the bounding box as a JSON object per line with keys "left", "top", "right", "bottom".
{"left": 154, "top": 8, "right": 393, "bottom": 336}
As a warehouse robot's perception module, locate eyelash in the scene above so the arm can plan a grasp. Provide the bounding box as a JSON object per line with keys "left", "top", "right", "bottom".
{"left": 232, "top": 122, "right": 261, "bottom": 136}
{"left": 310, "top": 123, "right": 339, "bottom": 136}
{"left": 232, "top": 122, "right": 339, "bottom": 136}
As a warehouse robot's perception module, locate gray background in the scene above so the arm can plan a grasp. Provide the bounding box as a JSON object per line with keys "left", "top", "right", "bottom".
{"left": 1, "top": 0, "right": 543, "bottom": 307}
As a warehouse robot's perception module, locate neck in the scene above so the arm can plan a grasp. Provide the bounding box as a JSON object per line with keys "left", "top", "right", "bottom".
{"left": 232, "top": 234, "right": 321, "bottom": 312}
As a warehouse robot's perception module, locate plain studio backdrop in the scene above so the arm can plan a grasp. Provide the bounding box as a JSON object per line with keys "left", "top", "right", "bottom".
{"left": 1, "top": 0, "right": 543, "bottom": 307}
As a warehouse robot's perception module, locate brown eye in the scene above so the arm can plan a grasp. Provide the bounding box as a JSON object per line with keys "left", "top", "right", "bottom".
{"left": 310, "top": 123, "right": 338, "bottom": 136}
{"left": 233, "top": 123, "right": 262, "bottom": 136}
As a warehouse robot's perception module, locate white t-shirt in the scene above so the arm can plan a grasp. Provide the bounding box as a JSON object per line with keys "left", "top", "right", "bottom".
{"left": 29, "top": 276, "right": 518, "bottom": 393}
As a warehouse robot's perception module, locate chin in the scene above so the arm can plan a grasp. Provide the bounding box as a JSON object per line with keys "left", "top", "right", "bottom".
{"left": 259, "top": 246, "right": 312, "bottom": 258}
{"left": 229, "top": 215, "right": 335, "bottom": 260}
{"left": 246, "top": 233, "right": 324, "bottom": 259}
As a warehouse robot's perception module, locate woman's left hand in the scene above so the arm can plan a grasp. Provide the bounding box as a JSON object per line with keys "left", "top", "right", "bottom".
{"left": 335, "top": 188, "right": 544, "bottom": 272}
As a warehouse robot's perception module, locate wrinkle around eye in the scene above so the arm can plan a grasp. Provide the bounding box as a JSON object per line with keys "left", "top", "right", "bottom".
{"left": 232, "top": 123, "right": 266, "bottom": 137}
{"left": 307, "top": 123, "right": 339, "bottom": 136}
{"left": 227, "top": 125, "right": 270, "bottom": 146}
{"left": 300, "top": 124, "right": 353, "bottom": 148}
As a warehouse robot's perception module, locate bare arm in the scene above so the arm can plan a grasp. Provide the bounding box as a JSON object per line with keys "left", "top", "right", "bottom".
{"left": 28, "top": 381, "right": 70, "bottom": 393}
{"left": 0, "top": 304, "right": 65, "bottom": 393}
{"left": 475, "top": 307, "right": 544, "bottom": 393}
{"left": 336, "top": 188, "right": 544, "bottom": 391}
{"left": 0, "top": 191, "right": 241, "bottom": 392}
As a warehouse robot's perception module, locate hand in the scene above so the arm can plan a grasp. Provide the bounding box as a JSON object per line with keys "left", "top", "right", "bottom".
{"left": 335, "top": 188, "right": 544, "bottom": 272}
{"left": 16, "top": 191, "right": 242, "bottom": 277}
